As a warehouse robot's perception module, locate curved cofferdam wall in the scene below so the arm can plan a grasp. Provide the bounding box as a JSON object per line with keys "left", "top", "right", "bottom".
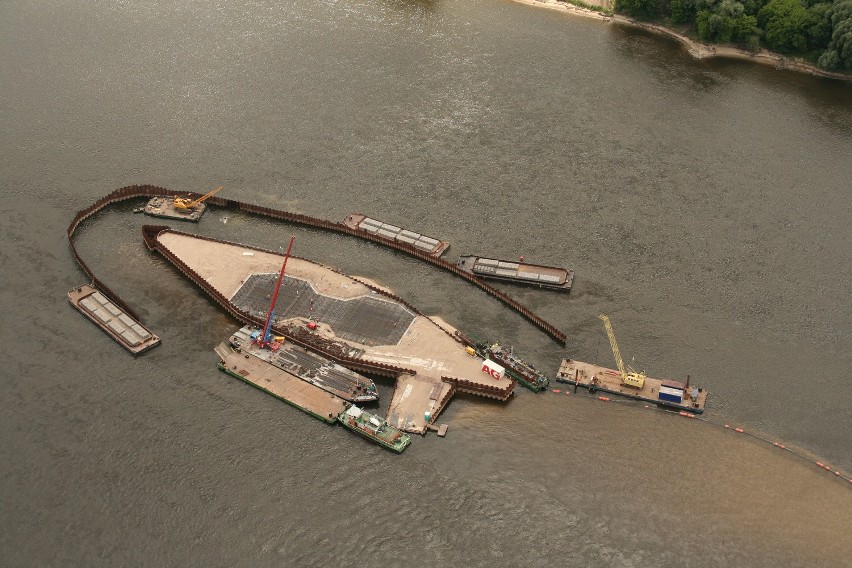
{"left": 68, "top": 184, "right": 567, "bottom": 345}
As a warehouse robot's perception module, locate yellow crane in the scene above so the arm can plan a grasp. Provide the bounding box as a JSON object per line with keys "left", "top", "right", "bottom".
{"left": 173, "top": 185, "right": 224, "bottom": 211}
{"left": 599, "top": 314, "right": 646, "bottom": 389}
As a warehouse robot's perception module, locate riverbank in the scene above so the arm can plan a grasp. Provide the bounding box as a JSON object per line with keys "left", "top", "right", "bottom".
{"left": 510, "top": 0, "right": 852, "bottom": 82}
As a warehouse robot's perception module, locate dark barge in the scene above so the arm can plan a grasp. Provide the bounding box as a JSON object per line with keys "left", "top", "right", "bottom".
{"left": 456, "top": 255, "right": 574, "bottom": 292}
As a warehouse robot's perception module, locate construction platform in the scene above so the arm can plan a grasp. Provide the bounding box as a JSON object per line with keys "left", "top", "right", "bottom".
{"left": 228, "top": 325, "right": 379, "bottom": 403}
{"left": 142, "top": 196, "right": 207, "bottom": 222}
{"left": 343, "top": 213, "right": 450, "bottom": 257}
{"left": 150, "top": 229, "right": 516, "bottom": 434}
{"left": 456, "top": 255, "right": 574, "bottom": 292}
{"left": 556, "top": 359, "right": 708, "bottom": 413}
{"left": 68, "top": 284, "right": 160, "bottom": 354}
{"left": 215, "top": 342, "right": 348, "bottom": 423}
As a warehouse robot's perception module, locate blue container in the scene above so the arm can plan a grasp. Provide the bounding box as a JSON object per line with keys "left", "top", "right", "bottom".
{"left": 658, "top": 386, "right": 683, "bottom": 403}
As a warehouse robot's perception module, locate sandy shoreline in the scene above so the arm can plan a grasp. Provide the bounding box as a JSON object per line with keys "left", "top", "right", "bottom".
{"left": 509, "top": 0, "right": 852, "bottom": 82}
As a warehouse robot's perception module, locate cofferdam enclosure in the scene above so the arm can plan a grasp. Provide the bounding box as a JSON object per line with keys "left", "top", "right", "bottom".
{"left": 146, "top": 228, "right": 516, "bottom": 434}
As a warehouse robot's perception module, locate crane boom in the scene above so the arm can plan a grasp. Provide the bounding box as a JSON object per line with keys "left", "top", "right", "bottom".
{"left": 173, "top": 185, "right": 224, "bottom": 210}
{"left": 599, "top": 314, "right": 645, "bottom": 389}
{"left": 599, "top": 314, "right": 626, "bottom": 378}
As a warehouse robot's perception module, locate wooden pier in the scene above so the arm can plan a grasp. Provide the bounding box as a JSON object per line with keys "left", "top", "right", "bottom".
{"left": 556, "top": 359, "right": 708, "bottom": 413}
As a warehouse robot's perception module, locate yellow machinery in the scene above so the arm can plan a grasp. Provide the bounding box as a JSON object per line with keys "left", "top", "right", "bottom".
{"left": 173, "top": 185, "right": 224, "bottom": 211}
{"left": 599, "top": 314, "right": 646, "bottom": 389}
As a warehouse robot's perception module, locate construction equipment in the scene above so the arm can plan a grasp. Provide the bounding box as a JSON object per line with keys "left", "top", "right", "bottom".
{"left": 173, "top": 185, "right": 224, "bottom": 211}
{"left": 253, "top": 236, "right": 296, "bottom": 350}
{"left": 599, "top": 314, "right": 646, "bottom": 389}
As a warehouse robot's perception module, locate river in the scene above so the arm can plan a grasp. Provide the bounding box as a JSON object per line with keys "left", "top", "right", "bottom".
{"left": 1, "top": 0, "right": 850, "bottom": 566}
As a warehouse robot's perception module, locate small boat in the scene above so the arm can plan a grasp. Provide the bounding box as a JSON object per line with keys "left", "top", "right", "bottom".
{"left": 339, "top": 405, "right": 411, "bottom": 453}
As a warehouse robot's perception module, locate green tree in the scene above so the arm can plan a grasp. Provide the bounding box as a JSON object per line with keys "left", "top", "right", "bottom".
{"left": 758, "top": 0, "right": 811, "bottom": 51}
{"left": 670, "top": 0, "right": 698, "bottom": 22}
{"left": 616, "top": 0, "right": 661, "bottom": 18}
{"left": 817, "top": 0, "right": 852, "bottom": 69}
{"left": 696, "top": 0, "right": 760, "bottom": 42}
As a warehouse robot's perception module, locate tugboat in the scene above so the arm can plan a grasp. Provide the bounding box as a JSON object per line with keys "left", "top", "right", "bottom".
{"left": 339, "top": 405, "right": 411, "bottom": 453}
{"left": 484, "top": 343, "right": 550, "bottom": 392}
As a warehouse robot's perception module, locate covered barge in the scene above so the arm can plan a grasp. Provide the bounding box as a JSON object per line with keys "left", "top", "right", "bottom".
{"left": 344, "top": 213, "right": 450, "bottom": 257}
{"left": 556, "top": 359, "right": 708, "bottom": 413}
{"left": 456, "top": 255, "right": 574, "bottom": 292}
{"left": 68, "top": 284, "right": 160, "bottom": 354}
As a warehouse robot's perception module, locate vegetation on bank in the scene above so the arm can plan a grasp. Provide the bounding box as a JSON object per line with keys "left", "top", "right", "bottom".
{"left": 613, "top": 0, "right": 852, "bottom": 70}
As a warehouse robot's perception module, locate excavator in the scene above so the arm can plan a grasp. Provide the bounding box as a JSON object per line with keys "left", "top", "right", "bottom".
{"left": 599, "top": 314, "right": 646, "bottom": 389}
{"left": 173, "top": 185, "right": 224, "bottom": 212}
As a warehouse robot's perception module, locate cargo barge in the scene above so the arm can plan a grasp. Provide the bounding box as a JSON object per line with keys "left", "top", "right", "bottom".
{"left": 343, "top": 213, "right": 450, "bottom": 257}
{"left": 215, "top": 342, "right": 410, "bottom": 452}
{"left": 215, "top": 341, "right": 348, "bottom": 423}
{"left": 68, "top": 284, "right": 160, "bottom": 354}
{"left": 483, "top": 343, "right": 549, "bottom": 392}
{"left": 555, "top": 359, "right": 708, "bottom": 413}
{"left": 227, "top": 325, "right": 379, "bottom": 403}
{"left": 339, "top": 405, "right": 411, "bottom": 453}
{"left": 456, "top": 255, "right": 574, "bottom": 292}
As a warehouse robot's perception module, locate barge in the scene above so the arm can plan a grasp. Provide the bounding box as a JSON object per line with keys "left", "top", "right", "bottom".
{"left": 555, "top": 359, "right": 708, "bottom": 413}
{"left": 483, "top": 343, "right": 549, "bottom": 392}
{"left": 68, "top": 284, "right": 160, "bottom": 354}
{"left": 142, "top": 186, "right": 223, "bottom": 222}
{"left": 456, "top": 255, "right": 574, "bottom": 292}
{"left": 339, "top": 405, "right": 411, "bottom": 453}
{"left": 227, "top": 325, "right": 379, "bottom": 403}
{"left": 343, "top": 213, "right": 450, "bottom": 257}
{"left": 215, "top": 341, "right": 348, "bottom": 423}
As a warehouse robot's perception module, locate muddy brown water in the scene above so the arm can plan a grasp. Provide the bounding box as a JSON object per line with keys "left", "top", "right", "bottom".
{"left": 1, "top": 1, "right": 850, "bottom": 566}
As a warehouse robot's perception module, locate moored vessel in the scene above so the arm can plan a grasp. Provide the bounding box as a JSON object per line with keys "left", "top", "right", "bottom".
{"left": 339, "top": 405, "right": 411, "bottom": 453}
{"left": 68, "top": 284, "right": 160, "bottom": 354}
{"left": 344, "top": 213, "right": 450, "bottom": 257}
{"left": 142, "top": 186, "right": 223, "bottom": 222}
{"left": 227, "top": 325, "right": 379, "bottom": 403}
{"left": 556, "top": 359, "right": 708, "bottom": 413}
{"left": 456, "top": 255, "right": 574, "bottom": 292}
{"left": 484, "top": 343, "right": 549, "bottom": 392}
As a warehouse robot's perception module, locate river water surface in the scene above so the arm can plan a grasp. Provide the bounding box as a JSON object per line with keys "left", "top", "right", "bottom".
{"left": 1, "top": 1, "right": 850, "bottom": 566}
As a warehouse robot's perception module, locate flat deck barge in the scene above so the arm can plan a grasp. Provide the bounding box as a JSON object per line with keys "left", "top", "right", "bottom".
{"left": 215, "top": 342, "right": 348, "bottom": 423}
{"left": 456, "top": 255, "right": 574, "bottom": 292}
{"left": 556, "top": 359, "right": 708, "bottom": 413}
{"left": 227, "top": 325, "right": 379, "bottom": 403}
{"left": 142, "top": 196, "right": 207, "bottom": 222}
{"left": 343, "top": 213, "right": 450, "bottom": 257}
{"left": 68, "top": 284, "right": 160, "bottom": 354}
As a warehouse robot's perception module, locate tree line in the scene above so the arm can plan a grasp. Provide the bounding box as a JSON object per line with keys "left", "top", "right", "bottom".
{"left": 614, "top": 0, "right": 852, "bottom": 70}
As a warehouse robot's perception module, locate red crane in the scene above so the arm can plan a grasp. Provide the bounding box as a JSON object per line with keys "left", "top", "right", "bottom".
{"left": 255, "top": 236, "right": 296, "bottom": 350}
